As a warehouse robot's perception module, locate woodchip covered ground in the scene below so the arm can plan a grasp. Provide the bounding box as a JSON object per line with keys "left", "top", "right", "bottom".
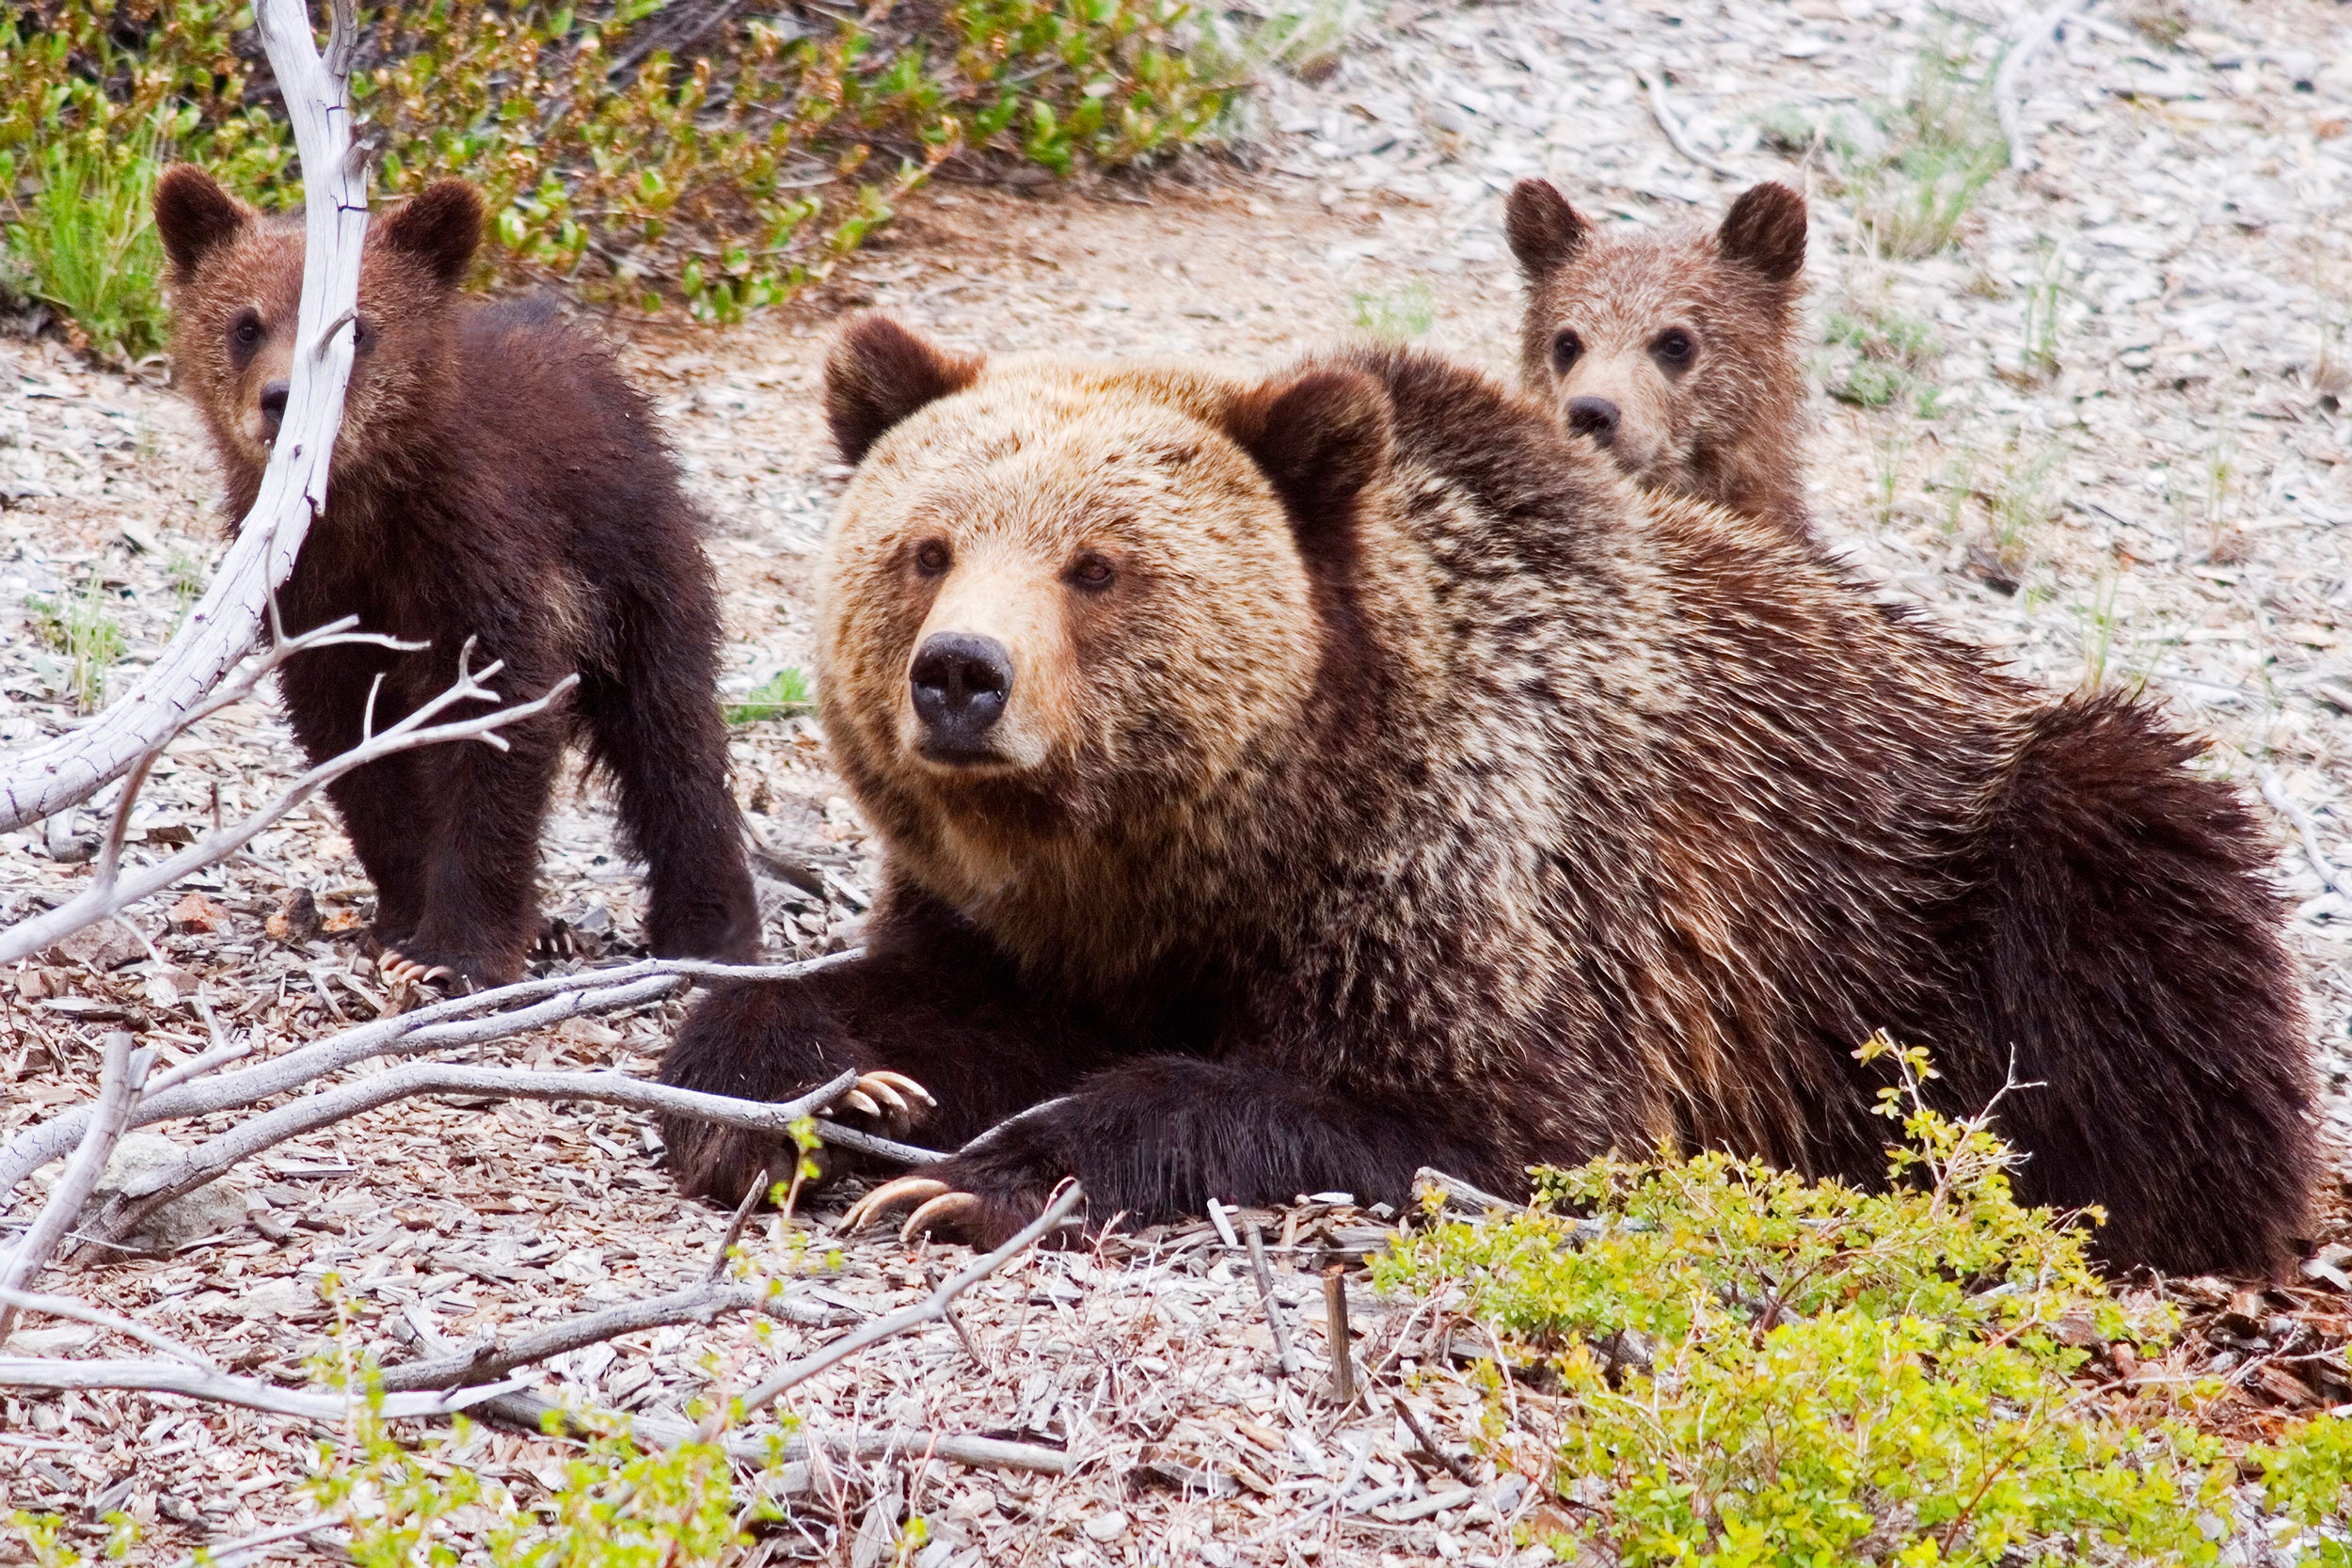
{"left": 2, "top": 0, "right": 2349, "bottom": 1561}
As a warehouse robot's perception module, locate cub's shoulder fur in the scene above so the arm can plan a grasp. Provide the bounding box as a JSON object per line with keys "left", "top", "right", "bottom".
{"left": 660, "top": 316, "right": 2315, "bottom": 1277}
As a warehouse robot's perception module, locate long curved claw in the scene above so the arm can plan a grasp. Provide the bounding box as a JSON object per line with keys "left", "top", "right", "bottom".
{"left": 835, "top": 1089, "right": 882, "bottom": 1119}
{"left": 378, "top": 953, "right": 457, "bottom": 989}
{"left": 843, "top": 1175, "right": 949, "bottom": 1232}
{"left": 861, "top": 1070, "right": 935, "bottom": 1112}
{"left": 899, "top": 1191, "right": 983, "bottom": 1243}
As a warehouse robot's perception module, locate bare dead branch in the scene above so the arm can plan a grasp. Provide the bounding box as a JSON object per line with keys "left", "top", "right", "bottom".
{"left": 2258, "top": 766, "right": 2352, "bottom": 902}
{"left": 1639, "top": 67, "right": 1745, "bottom": 181}
{"left": 73, "top": 1067, "right": 865, "bottom": 1254}
{"left": 735, "top": 1179, "right": 1086, "bottom": 1410}
{"left": 377, "top": 1278, "right": 844, "bottom": 1392}
{"left": 0, "top": 648, "right": 577, "bottom": 968}
{"left": 0, "top": 1355, "right": 522, "bottom": 1420}
{"left": 0, "top": 1286, "right": 216, "bottom": 1368}
{"left": 0, "top": 1033, "right": 151, "bottom": 1347}
{"left": 0, "top": 954, "right": 863, "bottom": 1197}
{"left": 0, "top": 0, "right": 369, "bottom": 833}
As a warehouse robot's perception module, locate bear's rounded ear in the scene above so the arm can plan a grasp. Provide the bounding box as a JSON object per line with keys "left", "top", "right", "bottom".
{"left": 153, "top": 165, "right": 253, "bottom": 278}
{"left": 1504, "top": 178, "right": 1589, "bottom": 277}
{"left": 377, "top": 180, "right": 485, "bottom": 290}
{"left": 1223, "top": 367, "right": 1393, "bottom": 547}
{"left": 1717, "top": 182, "right": 1806, "bottom": 285}
{"left": 824, "top": 315, "right": 984, "bottom": 466}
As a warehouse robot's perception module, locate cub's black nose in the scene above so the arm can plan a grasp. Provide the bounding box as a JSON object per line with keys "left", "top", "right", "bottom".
{"left": 1564, "top": 396, "right": 1621, "bottom": 445}
{"left": 258, "top": 379, "right": 291, "bottom": 434}
{"left": 910, "top": 633, "right": 1013, "bottom": 758}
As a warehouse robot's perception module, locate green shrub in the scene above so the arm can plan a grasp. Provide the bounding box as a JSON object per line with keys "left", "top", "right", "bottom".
{"left": 26, "top": 575, "right": 129, "bottom": 714}
{"left": 725, "top": 665, "right": 813, "bottom": 725}
{"left": 1350, "top": 281, "right": 1435, "bottom": 341}
{"left": 1, "top": 0, "right": 1256, "bottom": 334}
{"left": 3, "top": 128, "right": 173, "bottom": 362}
{"left": 1376, "top": 1037, "right": 2351, "bottom": 1567}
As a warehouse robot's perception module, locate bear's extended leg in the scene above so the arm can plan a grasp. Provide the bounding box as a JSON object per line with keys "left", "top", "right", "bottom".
{"left": 1951, "top": 691, "right": 2316, "bottom": 1277}
{"left": 582, "top": 583, "right": 760, "bottom": 962}
{"left": 657, "top": 886, "right": 1112, "bottom": 1204}
{"left": 278, "top": 641, "right": 434, "bottom": 946}
{"left": 850, "top": 1056, "right": 1508, "bottom": 1248}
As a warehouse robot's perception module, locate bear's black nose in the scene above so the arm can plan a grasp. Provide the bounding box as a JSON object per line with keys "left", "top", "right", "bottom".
{"left": 910, "top": 633, "right": 1013, "bottom": 759}
{"left": 1564, "top": 397, "right": 1620, "bottom": 446}
{"left": 258, "top": 379, "right": 291, "bottom": 434}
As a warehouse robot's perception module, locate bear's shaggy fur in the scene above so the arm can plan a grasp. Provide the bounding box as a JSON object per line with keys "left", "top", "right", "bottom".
{"left": 658, "top": 316, "right": 2316, "bottom": 1277}
{"left": 1508, "top": 178, "right": 1811, "bottom": 542}
{"left": 154, "top": 166, "right": 758, "bottom": 986}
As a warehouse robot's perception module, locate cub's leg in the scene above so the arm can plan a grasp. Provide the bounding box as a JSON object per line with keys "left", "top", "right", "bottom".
{"left": 580, "top": 578, "right": 759, "bottom": 962}
{"left": 1952, "top": 691, "right": 2316, "bottom": 1277}
{"left": 850, "top": 1056, "right": 1506, "bottom": 1249}
{"left": 278, "top": 641, "right": 433, "bottom": 946}
{"left": 657, "top": 889, "right": 1105, "bottom": 1205}
{"left": 387, "top": 701, "right": 567, "bottom": 989}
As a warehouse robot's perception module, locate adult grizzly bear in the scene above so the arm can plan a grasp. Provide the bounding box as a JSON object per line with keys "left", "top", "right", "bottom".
{"left": 1508, "top": 177, "right": 1812, "bottom": 542}
{"left": 154, "top": 167, "right": 759, "bottom": 987}
{"left": 658, "top": 316, "right": 2315, "bottom": 1276}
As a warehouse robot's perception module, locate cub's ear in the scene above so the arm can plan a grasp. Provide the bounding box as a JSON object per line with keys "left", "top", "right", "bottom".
{"left": 153, "top": 165, "right": 253, "bottom": 278}
{"left": 377, "top": 180, "right": 485, "bottom": 290}
{"left": 1717, "top": 182, "right": 1806, "bottom": 285}
{"left": 1224, "top": 367, "right": 1392, "bottom": 550}
{"left": 1504, "top": 178, "right": 1590, "bottom": 277}
{"left": 824, "top": 315, "right": 984, "bottom": 466}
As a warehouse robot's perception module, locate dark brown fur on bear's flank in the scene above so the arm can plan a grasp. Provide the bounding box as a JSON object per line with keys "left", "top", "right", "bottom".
{"left": 154, "top": 166, "right": 757, "bottom": 985}
{"left": 659, "top": 324, "right": 2316, "bottom": 1278}
{"left": 1508, "top": 177, "right": 1812, "bottom": 541}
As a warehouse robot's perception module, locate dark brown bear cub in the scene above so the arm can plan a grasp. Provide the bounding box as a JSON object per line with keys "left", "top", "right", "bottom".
{"left": 1507, "top": 177, "right": 1811, "bottom": 542}
{"left": 155, "top": 166, "right": 758, "bottom": 987}
{"left": 658, "top": 316, "right": 2316, "bottom": 1278}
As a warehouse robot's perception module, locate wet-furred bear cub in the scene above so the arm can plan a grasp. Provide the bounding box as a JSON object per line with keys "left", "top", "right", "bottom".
{"left": 155, "top": 166, "right": 758, "bottom": 987}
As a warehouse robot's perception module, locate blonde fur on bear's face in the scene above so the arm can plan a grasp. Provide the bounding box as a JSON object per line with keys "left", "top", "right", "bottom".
{"left": 819, "top": 356, "right": 1324, "bottom": 902}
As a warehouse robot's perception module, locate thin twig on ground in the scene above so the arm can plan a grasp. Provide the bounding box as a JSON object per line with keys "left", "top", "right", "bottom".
{"left": 735, "top": 1180, "right": 1087, "bottom": 1410}
{"left": 0, "top": 1355, "right": 523, "bottom": 1419}
{"left": 1638, "top": 67, "right": 1745, "bottom": 180}
{"left": 2258, "top": 767, "right": 2352, "bottom": 901}
{"left": 1245, "top": 1220, "right": 1299, "bottom": 1375}
{"left": 1997, "top": 0, "right": 2096, "bottom": 171}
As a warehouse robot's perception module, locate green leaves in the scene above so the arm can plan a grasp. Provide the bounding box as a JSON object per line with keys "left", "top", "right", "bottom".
{"left": 1375, "top": 1040, "right": 2338, "bottom": 1567}
{"left": 2, "top": 0, "right": 1241, "bottom": 341}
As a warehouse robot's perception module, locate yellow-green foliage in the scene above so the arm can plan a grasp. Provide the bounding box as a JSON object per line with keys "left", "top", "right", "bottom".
{"left": 1377, "top": 1038, "right": 2352, "bottom": 1567}
{"left": 1, "top": 0, "right": 1239, "bottom": 332}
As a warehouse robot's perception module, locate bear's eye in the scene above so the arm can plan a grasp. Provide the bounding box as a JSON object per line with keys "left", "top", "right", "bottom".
{"left": 351, "top": 313, "right": 373, "bottom": 353}
{"left": 229, "top": 309, "right": 264, "bottom": 362}
{"left": 913, "top": 540, "right": 952, "bottom": 576}
{"left": 1067, "top": 553, "right": 1116, "bottom": 592}
{"left": 1550, "top": 329, "right": 1583, "bottom": 372}
{"left": 1651, "top": 328, "right": 1696, "bottom": 371}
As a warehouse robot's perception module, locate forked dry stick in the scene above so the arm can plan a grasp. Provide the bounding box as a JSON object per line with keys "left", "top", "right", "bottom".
{"left": 0, "top": 0, "right": 371, "bottom": 834}
{"left": 1996, "top": 0, "right": 2096, "bottom": 171}
{"left": 0, "top": 1033, "right": 151, "bottom": 1347}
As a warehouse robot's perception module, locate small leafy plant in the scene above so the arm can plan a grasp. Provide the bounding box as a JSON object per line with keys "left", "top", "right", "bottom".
{"left": 1820, "top": 304, "right": 1941, "bottom": 409}
{"left": 2, "top": 127, "right": 173, "bottom": 363}
{"left": 27, "top": 575, "right": 129, "bottom": 714}
{"left": 1350, "top": 281, "right": 1436, "bottom": 341}
{"left": 1378, "top": 1037, "right": 2351, "bottom": 1567}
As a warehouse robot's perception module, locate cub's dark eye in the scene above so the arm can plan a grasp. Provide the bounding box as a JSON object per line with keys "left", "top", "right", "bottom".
{"left": 351, "top": 313, "right": 373, "bottom": 353}
{"left": 1067, "top": 553, "right": 1115, "bottom": 592}
{"left": 229, "top": 309, "right": 263, "bottom": 361}
{"left": 1550, "top": 329, "right": 1583, "bottom": 372}
{"left": 1651, "top": 328, "right": 1696, "bottom": 370}
{"left": 913, "top": 540, "right": 951, "bottom": 576}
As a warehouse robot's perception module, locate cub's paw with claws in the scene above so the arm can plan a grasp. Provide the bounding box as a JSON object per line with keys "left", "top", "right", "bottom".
{"left": 841, "top": 1118, "right": 1082, "bottom": 1248}
{"left": 379, "top": 948, "right": 464, "bottom": 993}
{"left": 823, "top": 1069, "right": 937, "bottom": 1143}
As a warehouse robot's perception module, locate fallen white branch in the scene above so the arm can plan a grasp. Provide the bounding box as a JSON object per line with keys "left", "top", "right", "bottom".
{"left": 0, "top": 0, "right": 370, "bottom": 833}
{"left": 377, "top": 1278, "right": 844, "bottom": 1391}
{"left": 0, "top": 1285, "right": 212, "bottom": 1368}
{"left": 737, "top": 1180, "right": 1086, "bottom": 1410}
{"left": 0, "top": 953, "right": 863, "bottom": 1196}
{"left": 1996, "top": 0, "right": 2095, "bottom": 171}
{"left": 2258, "top": 767, "right": 2352, "bottom": 902}
{"left": 74, "top": 1066, "right": 866, "bottom": 1253}
{"left": 0, "top": 1354, "right": 522, "bottom": 1420}
{"left": 1638, "top": 67, "right": 1744, "bottom": 181}
{"left": 0, "top": 642, "right": 579, "bottom": 967}
{"left": 0, "top": 1033, "right": 151, "bottom": 1347}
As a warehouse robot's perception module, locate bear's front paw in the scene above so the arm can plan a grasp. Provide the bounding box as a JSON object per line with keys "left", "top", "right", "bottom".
{"left": 378, "top": 944, "right": 519, "bottom": 993}
{"left": 843, "top": 1112, "right": 1083, "bottom": 1248}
